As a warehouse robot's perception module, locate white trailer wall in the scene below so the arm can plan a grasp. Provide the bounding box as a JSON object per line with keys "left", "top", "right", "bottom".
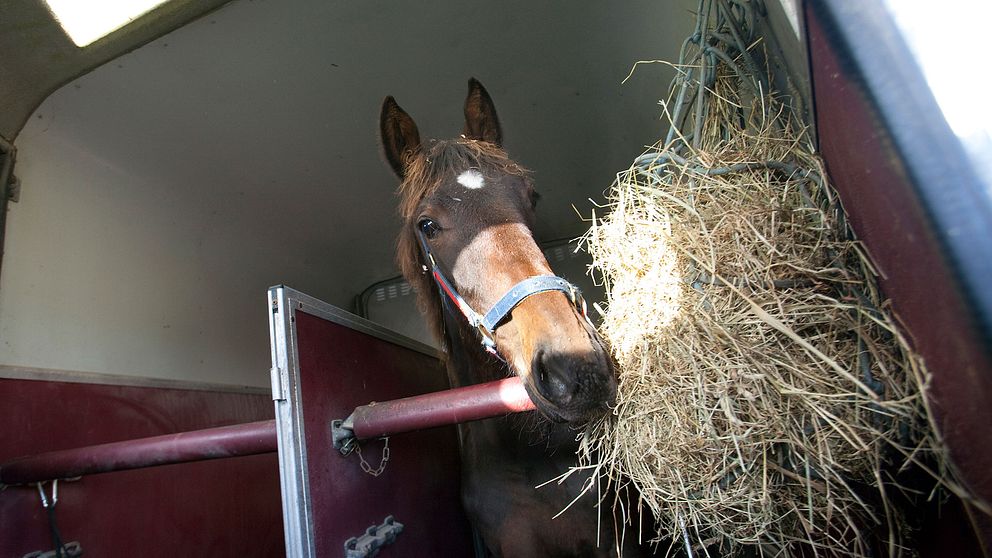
{"left": 0, "top": 0, "right": 692, "bottom": 387}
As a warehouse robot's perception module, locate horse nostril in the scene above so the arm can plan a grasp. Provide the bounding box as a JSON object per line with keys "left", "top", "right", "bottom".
{"left": 531, "top": 350, "right": 574, "bottom": 405}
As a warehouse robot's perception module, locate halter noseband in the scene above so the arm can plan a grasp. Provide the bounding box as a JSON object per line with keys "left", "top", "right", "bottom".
{"left": 416, "top": 229, "right": 590, "bottom": 356}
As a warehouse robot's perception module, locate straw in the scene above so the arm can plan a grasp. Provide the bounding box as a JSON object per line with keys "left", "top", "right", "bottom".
{"left": 570, "top": 1, "right": 975, "bottom": 555}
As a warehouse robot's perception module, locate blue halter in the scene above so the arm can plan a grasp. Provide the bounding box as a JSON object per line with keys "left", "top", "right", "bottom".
{"left": 415, "top": 229, "right": 590, "bottom": 356}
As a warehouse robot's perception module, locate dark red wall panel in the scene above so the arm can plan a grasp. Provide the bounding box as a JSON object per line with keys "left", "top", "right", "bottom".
{"left": 0, "top": 378, "right": 282, "bottom": 557}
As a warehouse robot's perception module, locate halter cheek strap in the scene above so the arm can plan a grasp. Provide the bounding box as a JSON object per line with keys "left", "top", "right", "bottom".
{"left": 416, "top": 229, "right": 590, "bottom": 356}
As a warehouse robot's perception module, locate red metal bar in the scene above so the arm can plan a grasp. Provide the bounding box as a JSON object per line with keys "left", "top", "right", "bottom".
{"left": 0, "top": 378, "right": 536, "bottom": 484}
{"left": 348, "top": 376, "right": 536, "bottom": 440}
{"left": 0, "top": 420, "right": 277, "bottom": 485}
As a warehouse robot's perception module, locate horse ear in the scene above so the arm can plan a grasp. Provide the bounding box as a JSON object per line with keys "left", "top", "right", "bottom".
{"left": 380, "top": 96, "right": 422, "bottom": 179}
{"left": 462, "top": 78, "right": 502, "bottom": 146}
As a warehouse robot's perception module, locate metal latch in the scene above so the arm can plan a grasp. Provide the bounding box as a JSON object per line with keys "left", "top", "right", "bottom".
{"left": 343, "top": 516, "right": 403, "bottom": 558}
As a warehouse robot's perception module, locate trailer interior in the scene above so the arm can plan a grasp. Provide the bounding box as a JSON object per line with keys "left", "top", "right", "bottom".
{"left": 1, "top": 0, "right": 990, "bottom": 556}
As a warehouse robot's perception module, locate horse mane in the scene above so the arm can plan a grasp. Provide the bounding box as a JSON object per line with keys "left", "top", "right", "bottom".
{"left": 395, "top": 138, "right": 530, "bottom": 348}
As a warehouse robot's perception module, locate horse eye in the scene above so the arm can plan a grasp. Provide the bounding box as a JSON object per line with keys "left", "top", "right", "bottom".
{"left": 418, "top": 218, "right": 442, "bottom": 239}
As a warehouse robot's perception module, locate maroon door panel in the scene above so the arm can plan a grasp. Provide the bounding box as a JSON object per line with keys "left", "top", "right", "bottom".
{"left": 290, "top": 308, "right": 474, "bottom": 557}
{"left": 0, "top": 378, "right": 283, "bottom": 557}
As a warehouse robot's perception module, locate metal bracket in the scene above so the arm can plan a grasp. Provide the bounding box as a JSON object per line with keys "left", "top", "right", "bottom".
{"left": 331, "top": 418, "right": 356, "bottom": 455}
{"left": 22, "top": 541, "right": 83, "bottom": 558}
{"left": 343, "top": 516, "right": 403, "bottom": 558}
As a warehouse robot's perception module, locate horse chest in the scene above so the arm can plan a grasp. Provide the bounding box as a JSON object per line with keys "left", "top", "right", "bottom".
{"left": 457, "top": 421, "right": 619, "bottom": 557}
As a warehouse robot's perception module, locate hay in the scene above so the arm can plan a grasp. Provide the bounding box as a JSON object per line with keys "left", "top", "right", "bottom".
{"left": 572, "top": 2, "right": 971, "bottom": 555}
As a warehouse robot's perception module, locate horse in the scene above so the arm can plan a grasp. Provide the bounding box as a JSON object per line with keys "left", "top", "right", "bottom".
{"left": 380, "top": 78, "right": 644, "bottom": 557}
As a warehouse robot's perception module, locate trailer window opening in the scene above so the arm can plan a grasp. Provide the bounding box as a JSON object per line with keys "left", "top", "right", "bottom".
{"left": 882, "top": 0, "right": 992, "bottom": 196}
{"left": 42, "top": 0, "right": 172, "bottom": 47}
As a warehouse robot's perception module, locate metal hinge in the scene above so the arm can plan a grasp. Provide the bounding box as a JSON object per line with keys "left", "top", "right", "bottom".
{"left": 270, "top": 366, "right": 287, "bottom": 401}
{"left": 344, "top": 516, "right": 403, "bottom": 558}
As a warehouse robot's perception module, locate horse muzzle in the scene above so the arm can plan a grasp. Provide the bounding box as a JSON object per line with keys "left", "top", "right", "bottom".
{"left": 525, "top": 335, "right": 617, "bottom": 424}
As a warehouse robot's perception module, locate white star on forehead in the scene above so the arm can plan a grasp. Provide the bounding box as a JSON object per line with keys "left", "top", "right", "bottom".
{"left": 457, "top": 169, "right": 485, "bottom": 190}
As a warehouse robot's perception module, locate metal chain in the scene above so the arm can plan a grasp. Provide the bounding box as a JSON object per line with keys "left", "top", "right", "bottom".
{"left": 354, "top": 437, "right": 390, "bottom": 477}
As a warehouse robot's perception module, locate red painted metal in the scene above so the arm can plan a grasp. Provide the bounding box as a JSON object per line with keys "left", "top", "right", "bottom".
{"left": 0, "top": 316, "right": 529, "bottom": 558}
{"left": 0, "top": 379, "right": 282, "bottom": 558}
{"left": 0, "top": 376, "right": 536, "bottom": 486}
{"left": 292, "top": 310, "right": 475, "bottom": 557}
{"left": 349, "top": 376, "right": 536, "bottom": 439}
{"left": 0, "top": 419, "right": 277, "bottom": 485}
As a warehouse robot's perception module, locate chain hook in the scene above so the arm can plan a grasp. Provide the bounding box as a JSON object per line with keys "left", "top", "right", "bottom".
{"left": 36, "top": 479, "right": 58, "bottom": 509}
{"left": 339, "top": 436, "right": 357, "bottom": 456}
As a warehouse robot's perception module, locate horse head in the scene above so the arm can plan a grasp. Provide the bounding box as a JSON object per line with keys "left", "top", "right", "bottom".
{"left": 380, "top": 78, "right": 616, "bottom": 423}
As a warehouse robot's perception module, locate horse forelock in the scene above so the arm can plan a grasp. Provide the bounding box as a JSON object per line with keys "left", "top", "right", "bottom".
{"left": 395, "top": 139, "right": 530, "bottom": 347}
{"left": 397, "top": 139, "right": 528, "bottom": 220}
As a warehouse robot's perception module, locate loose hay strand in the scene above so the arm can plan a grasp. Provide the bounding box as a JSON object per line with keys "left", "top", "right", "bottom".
{"left": 573, "top": 1, "right": 978, "bottom": 555}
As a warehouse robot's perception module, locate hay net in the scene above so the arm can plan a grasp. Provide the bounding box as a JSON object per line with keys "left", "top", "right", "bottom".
{"left": 574, "top": 0, "right": 975, "bottom": 555}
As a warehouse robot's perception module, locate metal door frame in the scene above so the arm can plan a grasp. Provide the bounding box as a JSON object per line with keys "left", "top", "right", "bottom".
{"left": 266, "top": 285, "right": 438, "bottom": 558}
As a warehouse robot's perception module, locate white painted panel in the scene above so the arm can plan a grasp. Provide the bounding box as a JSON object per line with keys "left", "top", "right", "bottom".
{"left": 0, "top": 0, "right": 694, "bottom": 386}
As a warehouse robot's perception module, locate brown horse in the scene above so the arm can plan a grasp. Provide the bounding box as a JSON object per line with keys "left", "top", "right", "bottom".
{"left": 380, "top": 79, "right": 642, "bottom": 557}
